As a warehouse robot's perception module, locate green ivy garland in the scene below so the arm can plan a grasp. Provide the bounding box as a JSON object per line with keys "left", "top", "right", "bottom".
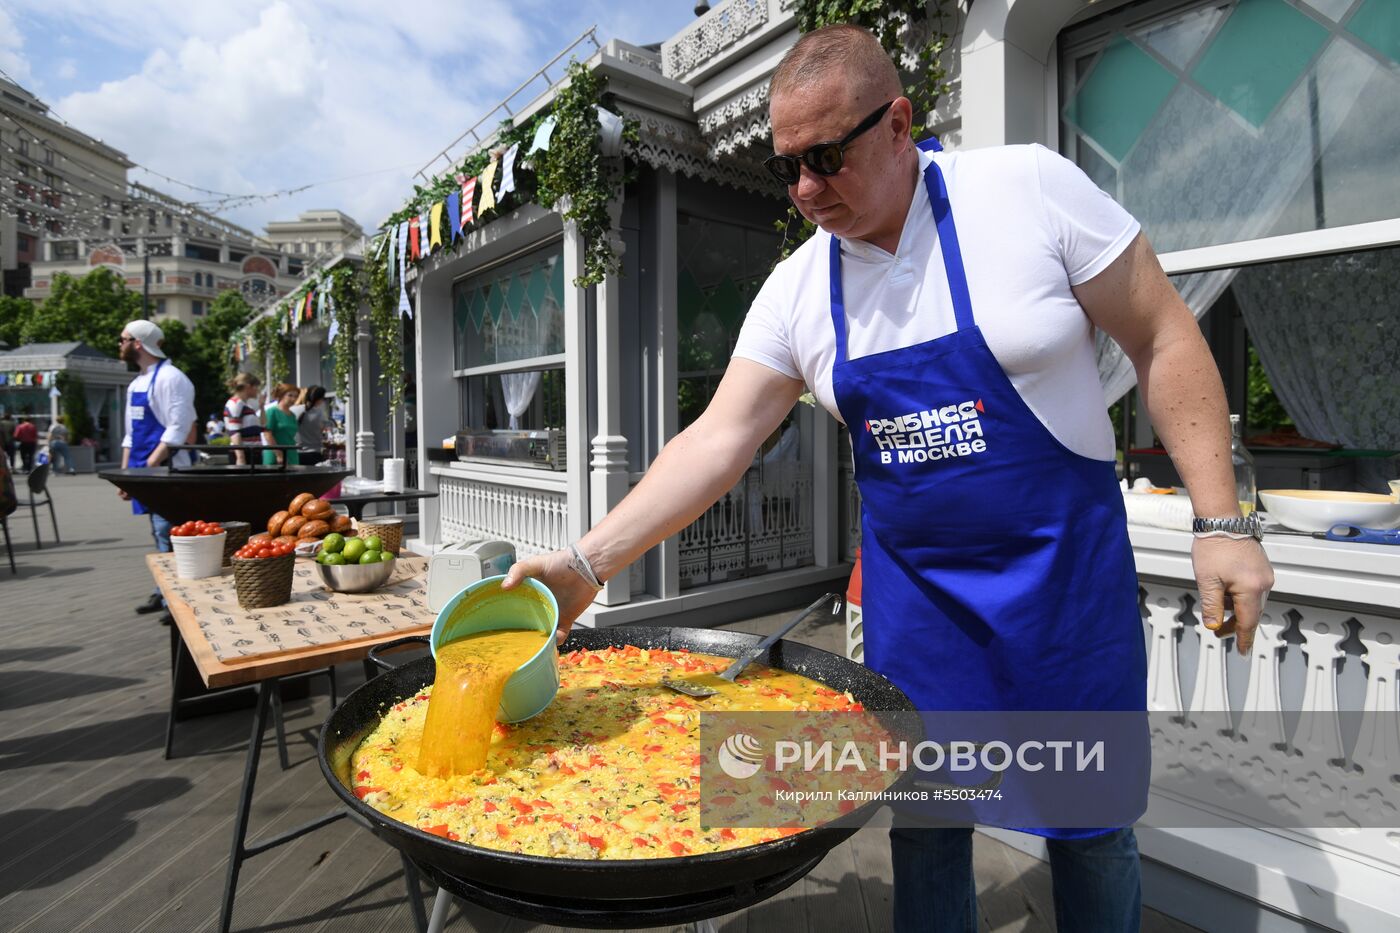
{"left": 365, "top": 259, "right": 406, "bottom": 411}
{"left": 775, "top": 0, "right": 954, "bottom": 261}
{"left": 248, "top": 315, "right": 289, "bottom": 384}
{"left": 327, "top": 265, "right": 363, "bottom": 401}
{"left": 379, "top": 60, "right": 635, "bottom": 288}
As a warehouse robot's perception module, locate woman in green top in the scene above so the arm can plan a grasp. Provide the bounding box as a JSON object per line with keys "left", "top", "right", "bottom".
{"left": 262, "top": 383, "right": 301, "bottom": 466}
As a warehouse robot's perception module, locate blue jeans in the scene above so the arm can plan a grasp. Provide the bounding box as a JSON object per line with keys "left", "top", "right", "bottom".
{"left": 150, "top": 513, "right": 173, "bottom": 601}
{"left": 890, "top": 827, "right": 1141, "bottom": 932}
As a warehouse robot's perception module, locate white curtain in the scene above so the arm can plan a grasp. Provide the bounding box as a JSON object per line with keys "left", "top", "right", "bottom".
{"left": 1231, "top": 248, "right": 1400, "bottom": 492}
{"left": 1095, "top": 33, "right": 1377, "bottom": 402}
{"left": 500, "top": 371, "right": 541, "bottom": 430}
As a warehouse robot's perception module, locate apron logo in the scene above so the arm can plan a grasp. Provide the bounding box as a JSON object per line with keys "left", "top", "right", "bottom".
{"left": 870, "top": 398, "right": 987, "bottom": 466}
{"left": 130, "top": 405, "right": 146, "bottom": 421}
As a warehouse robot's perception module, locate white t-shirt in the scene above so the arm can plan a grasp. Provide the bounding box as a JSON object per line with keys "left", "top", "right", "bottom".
{"left": 122, "top": 360, "right": 197, "bottom": 466}
{"left": 732, "top": 144, "right": 1140, "bottom": 461}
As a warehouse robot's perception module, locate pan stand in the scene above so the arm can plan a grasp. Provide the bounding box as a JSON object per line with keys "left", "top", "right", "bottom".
{"left": 424, "top": 889, "right": 720, "bottom": 933}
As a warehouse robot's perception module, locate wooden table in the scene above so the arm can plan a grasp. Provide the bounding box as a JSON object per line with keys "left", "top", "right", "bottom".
{"left": 147, "top": 553, "right": 432, "bottom": 933}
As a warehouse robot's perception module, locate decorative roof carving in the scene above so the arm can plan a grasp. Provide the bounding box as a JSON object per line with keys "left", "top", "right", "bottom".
{"left": 662, "top": 0, "right": 770, "bottom": 81}
{"left": 698, "top": 83, "right": 772, "bottom": 157}
{"left": 618, "top": 103, "right": 777, "bottom": 196}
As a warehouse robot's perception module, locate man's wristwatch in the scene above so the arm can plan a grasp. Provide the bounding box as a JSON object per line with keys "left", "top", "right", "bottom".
{"left": 1192, "top": 513, "right": 1263, "bottom": 541}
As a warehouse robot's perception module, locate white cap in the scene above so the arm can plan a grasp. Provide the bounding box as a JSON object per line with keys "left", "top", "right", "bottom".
{"left": 123, "top": 319, "right": 166, "bottom": 358}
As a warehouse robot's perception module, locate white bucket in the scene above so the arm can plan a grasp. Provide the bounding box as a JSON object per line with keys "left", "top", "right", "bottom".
{"left": 382, "top": 458, "right": 405, "bottom": 493}
{"left": 172, "top": 532, "right": 227, "bottom": 579}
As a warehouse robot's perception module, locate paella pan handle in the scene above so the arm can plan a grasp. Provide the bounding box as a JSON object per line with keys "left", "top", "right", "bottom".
{"left": 367, "top": 635, "right": 432, "bottom": 673}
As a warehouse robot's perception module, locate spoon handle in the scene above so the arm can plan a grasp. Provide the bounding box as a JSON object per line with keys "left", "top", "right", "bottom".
{"left": 719, "top": 592, "right": 845, "bottom": 682}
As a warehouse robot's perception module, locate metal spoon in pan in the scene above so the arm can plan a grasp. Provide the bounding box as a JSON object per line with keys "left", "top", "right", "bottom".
{"left": 662, "top": 592, "right": 846, "bottom": 697}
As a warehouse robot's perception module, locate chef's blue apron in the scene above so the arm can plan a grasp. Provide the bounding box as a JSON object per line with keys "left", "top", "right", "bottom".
{"left": 127, "top": 359, "right": 167, "bottom": 516}
{"left": 830, "top": 145, "right": 1146, "bottom": 837}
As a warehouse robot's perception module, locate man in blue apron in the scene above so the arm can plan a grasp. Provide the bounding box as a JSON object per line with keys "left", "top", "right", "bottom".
{"left": 118, "top": 320, "right": 197, "bottom": 615}
{"left": 507, "top": 24, "right": 1273, "bottom": 932}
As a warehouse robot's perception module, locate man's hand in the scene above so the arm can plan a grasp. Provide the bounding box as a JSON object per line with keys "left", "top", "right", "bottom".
{"left": 1192, "top": 536, "right": 1274, "bottom": 655}
{"left": 502, "top": 549, "right": 598, "bottom": 643}
{"left": 117, "top": 488, "right": 130, "bottom": 500}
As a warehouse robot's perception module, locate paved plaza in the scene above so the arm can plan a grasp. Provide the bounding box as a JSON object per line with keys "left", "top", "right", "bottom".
{"left": 0, "top": 475, "right": 1197, "bottom": 932}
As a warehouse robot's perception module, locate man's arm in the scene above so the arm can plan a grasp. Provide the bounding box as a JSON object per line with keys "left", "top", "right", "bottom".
{"left": 504, "top": 359, "right": 806, "bottom": 635}
{"left": 1073, "top": 232, "right": 1273, "bottom": 654}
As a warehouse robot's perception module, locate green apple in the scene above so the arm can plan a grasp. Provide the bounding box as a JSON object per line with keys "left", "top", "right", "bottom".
{"left": 322, "top": 532, "right": 345, "bottom": 554}
{"left": 363, "top": 535, "right": 383, "bottom": 553}
{"left": 342, "top": 538, "right": 366, "bottom": 562}
{"left": 359, "top": 550, "right": 381, "bottom": 565}
{"left": 323, "top": 552, "right": 347, "bottom": 565}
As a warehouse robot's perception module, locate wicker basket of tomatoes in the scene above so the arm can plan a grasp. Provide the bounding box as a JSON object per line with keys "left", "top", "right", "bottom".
{"left": 231, "top": 537, "right": 298, "bottom": 608}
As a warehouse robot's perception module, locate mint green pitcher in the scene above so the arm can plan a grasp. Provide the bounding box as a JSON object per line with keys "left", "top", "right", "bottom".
{"left": 429, "top": 575, "right": 559, "bottom": 723}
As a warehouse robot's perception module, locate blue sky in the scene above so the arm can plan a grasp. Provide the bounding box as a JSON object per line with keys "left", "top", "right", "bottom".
{"left": 0, "top": 0, "right": 699, "bottom": 236}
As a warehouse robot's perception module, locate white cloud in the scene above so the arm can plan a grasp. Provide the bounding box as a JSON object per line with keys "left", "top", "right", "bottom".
{"left": 0, "top": 7, "right": 33, "bottom": 84}
{"left": 17, "top": 0, "right": 697, "bottom": 235}
{"left": 56, "top": 58, "right": 77, "bottom": 80}
{"left": 50, "top": 1, "right": 524, "bottom": 233}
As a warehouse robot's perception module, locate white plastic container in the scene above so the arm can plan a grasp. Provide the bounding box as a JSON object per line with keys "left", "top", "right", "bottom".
{"left": 382, "top": 458, "right": 405, "bottom": 493}
{"left": 172, "top": 532, "right": 227, "bottom": 579}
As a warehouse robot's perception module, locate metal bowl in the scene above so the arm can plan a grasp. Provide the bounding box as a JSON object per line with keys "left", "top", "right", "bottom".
{"left": 315, "top": 555, "right": 397, "bottom": 593}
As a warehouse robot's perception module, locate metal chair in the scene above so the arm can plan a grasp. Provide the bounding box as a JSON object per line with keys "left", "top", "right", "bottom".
{"left": 14, "top": 462, "right": 59, "bottom": 548}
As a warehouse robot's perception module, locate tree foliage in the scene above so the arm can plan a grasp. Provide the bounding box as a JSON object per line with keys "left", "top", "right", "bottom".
{"left": 15, "top": 268, "right": 141, "bottom": 352}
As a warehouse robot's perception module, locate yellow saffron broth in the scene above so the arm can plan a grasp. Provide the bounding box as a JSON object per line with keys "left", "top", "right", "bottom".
{"left": 416, "top": 629, "right": 550, "bottom": 778}
{"left": 349, "top": 644, "right": 875, "bottom": 859}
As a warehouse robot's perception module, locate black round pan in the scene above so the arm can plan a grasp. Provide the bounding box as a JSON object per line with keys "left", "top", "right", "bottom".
{"left": 318, "top": 625, "right": 915, "bottom": 908}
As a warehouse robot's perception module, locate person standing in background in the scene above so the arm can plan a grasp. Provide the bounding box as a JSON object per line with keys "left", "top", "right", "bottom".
{"left": 118, "top": 319, "right": 196, "bottom": 615}
{"left": 294, "top": 385, "right": 328, "bottom": 466}
{"left": 262, "top": 383, "right": 301, "bottom": 466}
{"left": 13, "top": 418, "right": 38, "bottom": 472}
{"left": 0, "top": 412, "right": 15, "bottom": 465}
{"left": 47, "top": 418, "right": 75, "bottom": 474}
{"left": 224, "top": 372, "right": 263, "bottom": 465}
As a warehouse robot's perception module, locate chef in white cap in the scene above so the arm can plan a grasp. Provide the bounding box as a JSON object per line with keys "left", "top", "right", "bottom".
{"left": 119, "top": 319, "right": 197, "bottom": 615}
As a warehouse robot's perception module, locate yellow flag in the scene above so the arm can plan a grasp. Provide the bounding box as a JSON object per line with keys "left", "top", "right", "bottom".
{"left": 429, "top": 202, "right": 444, "bottom": 250}
{"left": 478, "top": 157, "right": 499, "bottom": 215}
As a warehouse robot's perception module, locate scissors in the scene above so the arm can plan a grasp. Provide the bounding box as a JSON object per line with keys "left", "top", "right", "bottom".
{"left": 1269, "top": 524, "right": 1400, "bottom": 545}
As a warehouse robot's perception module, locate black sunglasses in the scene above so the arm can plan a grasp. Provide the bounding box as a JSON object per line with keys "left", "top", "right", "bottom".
{"left": 764, "top": 100, "right": 894, "bottom": 186}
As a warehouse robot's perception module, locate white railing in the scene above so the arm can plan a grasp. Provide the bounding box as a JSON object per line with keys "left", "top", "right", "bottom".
{"left": 437, "top": 472, "right": 568, "bottom": 559}
{"left": 679, "top": 462, "right": 814, "bottom": 587}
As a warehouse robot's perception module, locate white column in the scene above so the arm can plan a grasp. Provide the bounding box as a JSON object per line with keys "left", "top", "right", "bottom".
{"left": 355, "top": 303, "right": 376, "bottom": 479}
{"left": 590, "top": 194, "right": 630, "bottom": 605}
{"left": 652, "top": 170, "right": 681, "bottom": 599}
{"left": 294, "top": 328, "right": 321, "bottom": 387}
{"left": 560, "top": 210, "right": 591, "bottom": 546}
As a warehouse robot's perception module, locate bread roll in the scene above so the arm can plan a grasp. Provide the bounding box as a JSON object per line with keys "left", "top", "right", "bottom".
{"left": 248, "top": 532, "right": 273, "bottom": 546}
{"left": 298, "top": 519, "right": 330, "bottom": 539}
{"left": 331, "top": 514, "right": 353, "bottom": 533}
{"left": 301, "top": 498, "right": 332, "bottom": 519}
{"left": 281, "top": 514, "right": 308, "bottom": 537}
{"left": 288, "top": 492, "right": 315, "bottom": 515}
{"left": 268, "top": 511, "right": 289, "bottom": 536}
{"left": 273, "top": 535, "right": 299, "bottom": 547}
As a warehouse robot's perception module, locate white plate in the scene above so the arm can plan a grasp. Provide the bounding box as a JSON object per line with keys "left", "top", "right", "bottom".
{"left": 1258, "top": 489, "right": 1400, "bottom": 534}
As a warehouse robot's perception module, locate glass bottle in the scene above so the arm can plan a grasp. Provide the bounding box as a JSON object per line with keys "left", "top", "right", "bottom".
{"left": 1230, "top": 414, "right": 1256, "bottom": 516}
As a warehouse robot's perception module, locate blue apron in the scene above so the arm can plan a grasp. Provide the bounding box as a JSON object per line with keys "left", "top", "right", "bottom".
{"left": 128, "top": 359, "right": 167, "bottom": 515}
{"left": 830, "top": 146, "right": 1147, "bottom": 836}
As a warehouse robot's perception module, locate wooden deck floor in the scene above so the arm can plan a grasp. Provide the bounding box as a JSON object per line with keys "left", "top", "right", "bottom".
{"left": 0, "top": 475, "right": 1202, "bottom": 932}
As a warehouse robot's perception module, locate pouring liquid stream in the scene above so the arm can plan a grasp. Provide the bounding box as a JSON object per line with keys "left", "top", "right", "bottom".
{"left": 417, "top": 629, "right": 549, "bottom": 778}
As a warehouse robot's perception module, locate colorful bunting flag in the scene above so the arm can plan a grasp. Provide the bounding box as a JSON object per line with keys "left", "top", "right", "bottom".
{"left": 478, "top": 157, "right": 499, "bottom": 215}
{"left": 429, "top": 201, "right": 444, "bottom": 250}
{"left": 418, "top": 214, "right": 430, "bottom": 258}
{"left": 460, "top": 177, "right": 477, "bottom": 227}
{"left": 446, "top": 191, "right": 461, "bottom": 242}
{"left": 408, "top": 216, "right": 420, "bottom": 260}
{"left": 530, "top": 115, "right": 556, "bottom": 153}
{"left": 396, "top": 222, "right": 411, "bottom": 318}
{"left": 498, "top": 143, "right": 519, "bottom": 197}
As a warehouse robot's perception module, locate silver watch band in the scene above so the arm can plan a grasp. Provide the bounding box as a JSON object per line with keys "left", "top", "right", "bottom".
{"left": 1191, "top": 514, "right": 1263, "bottom": 541}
